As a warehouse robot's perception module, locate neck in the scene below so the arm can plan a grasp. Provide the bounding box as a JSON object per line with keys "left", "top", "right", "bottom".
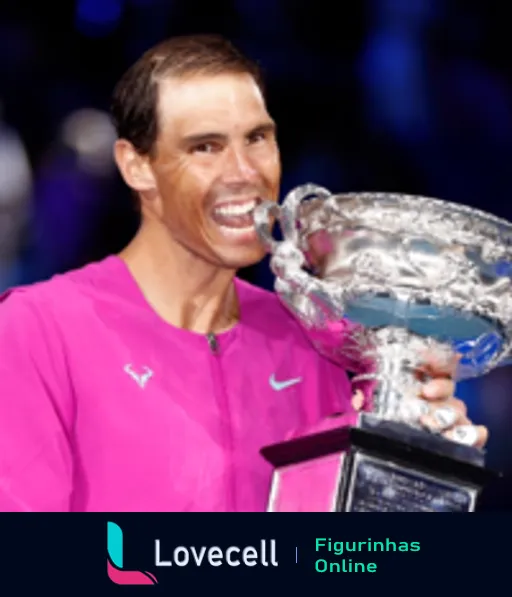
{"left": 119, "top": 219, "right": 239, "bottom": 335}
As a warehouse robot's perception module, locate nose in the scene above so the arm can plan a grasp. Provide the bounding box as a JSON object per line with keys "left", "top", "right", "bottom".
{"left": 221, "top": 145, "right": 259, "bottom": 184}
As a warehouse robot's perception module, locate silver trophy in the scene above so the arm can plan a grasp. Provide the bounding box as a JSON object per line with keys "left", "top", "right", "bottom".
{"left": 255, "top": 184, "right": 509, "bottom": 512}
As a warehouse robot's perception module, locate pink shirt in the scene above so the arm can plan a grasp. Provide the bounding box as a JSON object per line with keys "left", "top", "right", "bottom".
{"left": 0, "top": 256, "right": 355, "bottom": 511}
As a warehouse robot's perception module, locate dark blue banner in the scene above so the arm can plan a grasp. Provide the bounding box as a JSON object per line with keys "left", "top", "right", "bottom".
{"left": 0, "top": 513, "right": 509, "bottom": 594}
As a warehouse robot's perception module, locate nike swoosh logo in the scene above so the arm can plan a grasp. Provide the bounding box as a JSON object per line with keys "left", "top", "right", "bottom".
{"left": 269, "top": 374, "right": 302, "bottom": 391}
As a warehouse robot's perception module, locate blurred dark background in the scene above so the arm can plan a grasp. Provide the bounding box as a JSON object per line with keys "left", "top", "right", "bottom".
{"left": 1, "top": 0, "right": 511, "bottom": 509}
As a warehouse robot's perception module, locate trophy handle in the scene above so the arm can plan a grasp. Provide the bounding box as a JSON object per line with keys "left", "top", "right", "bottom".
{"left": 279, "top": 183, "right": 332, "bottom": 246}
{"left": 252, "top": 201, "right": 281, "bottom": 252}
{"left": 253, "top": 183, "right": 332, "bottom": 250}
{"left": 254, "top": 185, "right": 345, "bottom": 324}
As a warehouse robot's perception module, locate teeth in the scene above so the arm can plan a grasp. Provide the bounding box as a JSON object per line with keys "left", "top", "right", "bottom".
{"left": 214, "top": 200, "right": 256, "bottom": 216}
{"left": 219, "top": 225, "right": 255, "bottom": 236}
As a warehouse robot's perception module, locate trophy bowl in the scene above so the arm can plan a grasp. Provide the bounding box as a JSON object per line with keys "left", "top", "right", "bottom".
{"left": 254, "top": 184, "right": 511, "bottom": 512}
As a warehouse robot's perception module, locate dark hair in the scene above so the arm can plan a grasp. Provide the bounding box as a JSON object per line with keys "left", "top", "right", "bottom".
{"left": 110, "top": 34, "right": 265, "bottom": 156}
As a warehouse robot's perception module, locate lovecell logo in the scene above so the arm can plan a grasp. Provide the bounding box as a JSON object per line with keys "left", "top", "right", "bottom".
{"left": 107, "top": 522, "right": 158, "bottom": 585}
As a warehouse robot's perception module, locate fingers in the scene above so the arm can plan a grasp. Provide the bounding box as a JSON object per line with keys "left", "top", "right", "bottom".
{"left": 421, "top": 377, "right": 456, "bottom": 401}
{"left": 417, "top": 352, "right": 460, "bottom": 380}
{"left": 445, "top": 424, "right": 488, "bottom": 449}
{"left": 415, "top": 356, "right": 488, "bottom": 448}
{"left": 420, "top": 396, "right": 467, "bottom": 431}
{"left": 419, "top": 396, "right": 488, "bottom": 448}
{"left": 420, "top": 405, "right": 461, "bottom": 431}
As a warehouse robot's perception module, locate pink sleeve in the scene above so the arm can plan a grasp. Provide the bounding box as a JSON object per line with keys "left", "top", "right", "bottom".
{"left": 0, "top": 290, "right": 73, "bottom": 511}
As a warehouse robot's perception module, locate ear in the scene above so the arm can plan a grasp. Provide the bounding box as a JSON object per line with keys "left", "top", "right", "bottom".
{"left": 113, "top": 139, "right": 156, "bottom": 192}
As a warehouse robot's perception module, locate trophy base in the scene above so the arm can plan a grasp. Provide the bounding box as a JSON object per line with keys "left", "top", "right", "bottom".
{"left": 261, "top": 413, "right": 496, "bottom": 512}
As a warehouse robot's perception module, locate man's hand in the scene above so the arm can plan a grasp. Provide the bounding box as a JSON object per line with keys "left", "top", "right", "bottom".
{"left": 351, "top": 355, "right": 489, "bottom": 448}
{"left": 415, "top": 355, "right": 488, "bottom": 448}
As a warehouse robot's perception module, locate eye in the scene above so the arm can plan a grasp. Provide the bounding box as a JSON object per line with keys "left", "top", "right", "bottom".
{"left": 247, "top": 131, "right": 267, "bottom": 144}
{"left": 191, "top": 142, "right": 220, "bottom": 154}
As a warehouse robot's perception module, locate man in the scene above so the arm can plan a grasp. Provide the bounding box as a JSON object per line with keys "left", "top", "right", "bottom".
{"left": 0, "top": 35, "right": 487, "bottom": 512}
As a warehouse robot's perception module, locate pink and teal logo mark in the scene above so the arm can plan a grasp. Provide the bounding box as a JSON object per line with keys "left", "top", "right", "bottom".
{"left": 107, "top": 522, "right": 158, "bottom": 585}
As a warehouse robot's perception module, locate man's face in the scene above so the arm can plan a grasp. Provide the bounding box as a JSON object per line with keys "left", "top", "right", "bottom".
{"left": 146, "top": 72, "right": 281, "bottom": 269}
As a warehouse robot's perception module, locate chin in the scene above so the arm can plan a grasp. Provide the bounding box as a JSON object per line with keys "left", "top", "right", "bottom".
{"left": 217, "top": 244, "right": 267, "bottom": 270}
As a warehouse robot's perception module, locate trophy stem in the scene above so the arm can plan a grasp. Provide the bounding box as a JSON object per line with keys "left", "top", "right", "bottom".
{"left": 352, "top": 327, "right": 456, "bottom": 424}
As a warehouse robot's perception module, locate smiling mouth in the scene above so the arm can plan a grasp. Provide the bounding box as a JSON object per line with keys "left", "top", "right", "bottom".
{"left": 211, "top": 198, "right": 259, "bottom": 230}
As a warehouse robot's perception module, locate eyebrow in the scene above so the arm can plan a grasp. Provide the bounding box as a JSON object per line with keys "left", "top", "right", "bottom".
{"left": 181, "top": 121, "right": 277, "bottom": 146}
